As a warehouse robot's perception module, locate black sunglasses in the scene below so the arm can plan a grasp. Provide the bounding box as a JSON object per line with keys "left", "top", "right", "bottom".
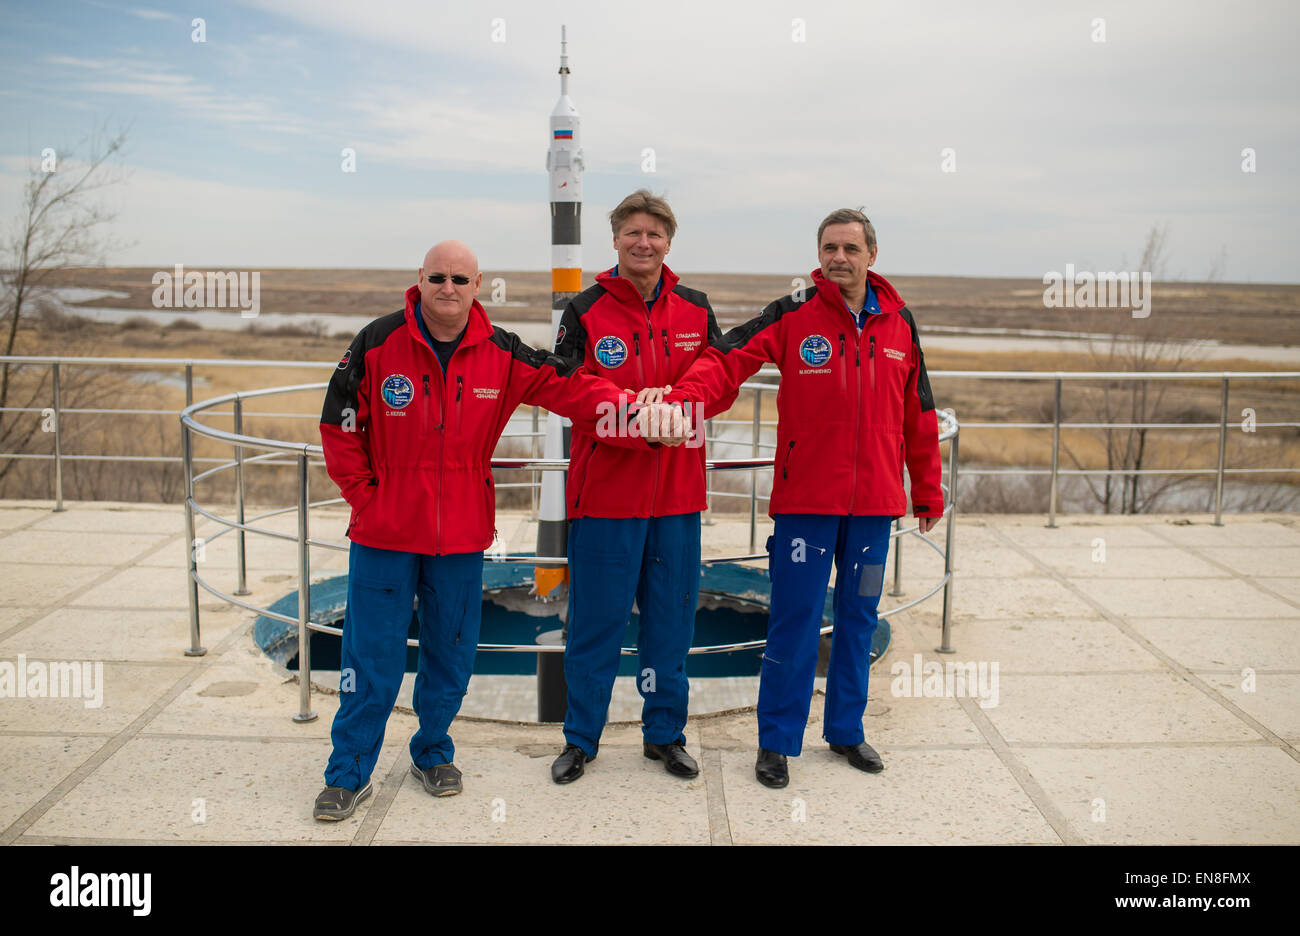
{"left": 426, "top": 273, "right": 472, "bottom": 285}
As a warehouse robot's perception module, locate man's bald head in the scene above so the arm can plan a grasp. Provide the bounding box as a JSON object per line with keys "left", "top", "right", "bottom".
{"left": 422, "top": 240, "right": 479, "bottom": 274}
{"left": 417, "top": 239, "right": 483, "bottom": 341}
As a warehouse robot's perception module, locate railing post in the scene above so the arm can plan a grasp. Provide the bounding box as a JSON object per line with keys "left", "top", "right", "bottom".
{"left": 888, "top": 517, "right": 904, "bottom": 596}
{"left": 294, "top": 449, "right": 317, "bottom": 723}
{"left": 51, "top": 362, "right": 65, "bottom": 512}
{"left": 530, "top": 405, "right": 539, "bottom": 519}
{"left": 749, "top": 387, "right": 761, "bottom": 554}
{"left": 185, "top": 363, "right": 193, "bottom": 407}
{"left": 1047, "top": 376, "right": 1061, "bottom": 528}
{"left": 233, "top": 396, "right": 250, "bottom": 596}
{"left": 1213, "top": 376, "right": 1228, "bottom": 525}
{"left": 182, "top": 418, "right": 206, "bottom": 656}
{"left": 937, "top": 428, "right": 958, "bottom": 654}
{"left": 702, "top": 416, "right": 715, "bottom": 525}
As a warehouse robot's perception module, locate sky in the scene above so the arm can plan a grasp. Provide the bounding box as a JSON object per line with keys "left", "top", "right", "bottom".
{"left": 0, "top": 0, "right": 1297, "bottom": 281}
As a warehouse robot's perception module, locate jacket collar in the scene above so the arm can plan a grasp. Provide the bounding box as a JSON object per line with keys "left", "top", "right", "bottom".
{"left": 810, "top": 268, "right": 905, "bottom": 316}
{"left": 595, "top": 262, "right": 680, "bottom": 308}
{"left": 403, "top": 284, "right": 494, "bottom": 348}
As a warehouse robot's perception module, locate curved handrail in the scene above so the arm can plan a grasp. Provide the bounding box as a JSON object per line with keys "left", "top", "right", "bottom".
{"left": 180, "top": 382, "right": 959, "bottom": 720}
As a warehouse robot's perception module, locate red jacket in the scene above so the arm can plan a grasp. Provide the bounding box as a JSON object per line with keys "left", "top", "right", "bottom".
{"left": 666, "top": 269, "right": 944, "bottom": 519}
{"left": 554, "top": 263, "right": 739, "bottom": 518}
{"left": 321, "top": 285, "right": 625, "bottom": 555}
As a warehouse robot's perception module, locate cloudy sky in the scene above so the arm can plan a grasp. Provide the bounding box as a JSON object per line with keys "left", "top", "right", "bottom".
{"left": 1, "top": 0, "right": 1296, "bottom": 281}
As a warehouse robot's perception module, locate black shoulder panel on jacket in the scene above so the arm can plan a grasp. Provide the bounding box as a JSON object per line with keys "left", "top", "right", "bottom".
{"left": 897, "top": 305, "right": 936, "bottom": 413}
{"left": 489, "top": 326, "right": 581, "bottom": 378}
{"left": 321, "top": 309, "right": 407, "bottom": 425}
{"left": 720, "top": 286, "right": 816, "bottom": 354}
{"left": 568, "top": 283, "right": 606, "bottom": 318}
{"left": 671, "top": 283, "right": 709, "bottom": 309}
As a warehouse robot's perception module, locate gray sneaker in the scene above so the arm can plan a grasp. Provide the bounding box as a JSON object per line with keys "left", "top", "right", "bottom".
{"left": 313, "top": 780, "right": 373, "bottom": 821}
{"left": 410, "top": 760, "right": 463, "bottom": 796}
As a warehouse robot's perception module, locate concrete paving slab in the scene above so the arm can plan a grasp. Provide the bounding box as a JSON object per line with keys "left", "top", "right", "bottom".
{"left": 0, "top": 660, "right": 188, "bottom": 734}
{"left": 27, "top": 505, "right": 185, "bottom": 536}
{"left": 982, "top": 673, "right": 1262, "bottom": 744}
{"left": 719, "top": 748, "right": 1061, "bottom": 845}
{"left": 71, "top": 567, "right": 201, "bottom": 611}
{"left": 0, "top": 563, "right": 113, "bottom": 608}
{"left": 0, "top": 608, "right": 244, "bottom": 663}
{"left": 1128, "top": 618, "right": 1300, "bottom": 671}
{"left": 893, "top": 614, "right": 1164, "bottom": 673}
{"left": 1075, "top": 577, "right": 1297, "bottom": 620}
{"left": 372, "top": 739, "right": 711, "bottom": 844}
{"left": 858, "top": 691, "right": 984, "bottom": 746}
{"left": 1152, "top": 520, "right": 1300, "bottom": 548}
{"left": 1211, "top": 546, "right": 1300, "bottom": 578}
{"left": 1017, "top": 746, "right": 1300, "bottom": 844}
{"left": 949, "top": 575, "right": 1103, "bottom": 621}
{"left": 145, "top": 657, "right": 338, "bottom": 740}
{"left": 1022, "top": 546, "right": 1227, "bottom": 579}
{"left": 24, "top": 736, "right": 407, "bottom": 842}
{"left": 0, "top": 507, "right": 54, "bottom": 531}
{"left": 992, "top": 521, "right": 1171, "bottom": 549}
{"left": 1198, "top": 672, "right": 1300, "bottom": 741}
{"left": 138, "top": 530, "right": 344, "bottom": 573}
{"left": 1255, "top": 576, "right": 1300, "bottom": 606}
{"left": 0, "top": 607, "right": 42, "bottom": 631}
{"left": 0, "top": 735, "right": 105, "bottom": 831}
{"left": 0, "top": 531, "right": 173, "bottom": 566}
{"left": 931, "top": 544, "right": 1036, "bottom": 579}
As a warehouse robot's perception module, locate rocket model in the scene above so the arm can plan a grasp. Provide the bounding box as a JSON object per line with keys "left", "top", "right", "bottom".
{"left": 535, "top": 26, "right": 583, "bottom": 598}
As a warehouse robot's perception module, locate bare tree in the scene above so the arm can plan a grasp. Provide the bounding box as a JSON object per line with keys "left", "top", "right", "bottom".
{"left": 1061, "top": 224, "right": 1206, "bottom": 513}
{"left": 0, "top": 129, "right": 128, "bottom": 485}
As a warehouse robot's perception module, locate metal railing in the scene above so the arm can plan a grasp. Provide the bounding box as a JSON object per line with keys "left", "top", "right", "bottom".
{"left": 177, "top": 381, "right": 959, "bottom": 721}
{"left": 936, "top": 371, "right": 1300, "bottom": 526}
{"left": 4, "top": 356, "right": 1294, "bottom": 526}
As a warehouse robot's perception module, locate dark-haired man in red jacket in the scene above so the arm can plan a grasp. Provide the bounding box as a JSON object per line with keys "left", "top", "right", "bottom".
{"left": 665, "top": 209, "right": 944, "bottom": 789}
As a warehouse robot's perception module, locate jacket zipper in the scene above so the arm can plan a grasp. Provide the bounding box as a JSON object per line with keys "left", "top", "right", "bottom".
{"left": 645, "top": 313, "right": 661, "bottom": 516}
{"left": 869, "top": 334, "right": 877, "bottom": 392}
{"left": 422, "top": 374, "right": 431, "bottom": 437}
{"left": 782, "top": 440, "right": 795, "bottom": 480}
{"left": 849, "top": 339, "right": 862, "bottom": 513}
{"left": 572, "top": 440, "right": 598, "bottom": 509}
{"left": 455, "top": 375, "right": 464, "bottom": 432}
{"left": 838, "top": 334, "right": 847, "bottom": 393}
{"left": 633, "top": 330, "right": 645, "bottom": 385}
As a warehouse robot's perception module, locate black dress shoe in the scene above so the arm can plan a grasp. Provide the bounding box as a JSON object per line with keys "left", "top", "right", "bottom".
{"left": 755, "top": 748, "right": 789, "bottom": 788}
{"left": 551, "top": 744, "right": 594, "bottom": 784}
{"left": 643, "top": 741, "right": 700, "bottom": 778}
{"left": 830, "top": 742, "right": 884, "bottom": 773}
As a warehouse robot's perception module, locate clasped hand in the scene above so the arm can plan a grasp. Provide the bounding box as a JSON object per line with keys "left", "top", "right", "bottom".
{"left": 629, "top": 385, "right": 692, "bottom": 446}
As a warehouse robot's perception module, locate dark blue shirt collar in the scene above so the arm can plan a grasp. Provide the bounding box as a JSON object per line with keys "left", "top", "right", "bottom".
{"left": 612, "top": 264, "right": 663, "bottom": 310}
{"left": 847, "top": 281, "right": 881, "bottom": 330}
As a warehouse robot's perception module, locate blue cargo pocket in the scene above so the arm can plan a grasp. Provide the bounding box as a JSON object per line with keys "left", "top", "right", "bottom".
{"left": 858, "top": 563, "right": 886, "bottom": 599}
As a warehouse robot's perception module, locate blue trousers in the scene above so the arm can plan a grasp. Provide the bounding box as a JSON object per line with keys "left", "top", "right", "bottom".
{"left": 562, "top": 514, "right": 701, "bottom": 757}
{"left": 324, "top": 541, "right": 484, "bottom": 790}
{"left": 759, "top": 514, "right": 893, "bottom": 756}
